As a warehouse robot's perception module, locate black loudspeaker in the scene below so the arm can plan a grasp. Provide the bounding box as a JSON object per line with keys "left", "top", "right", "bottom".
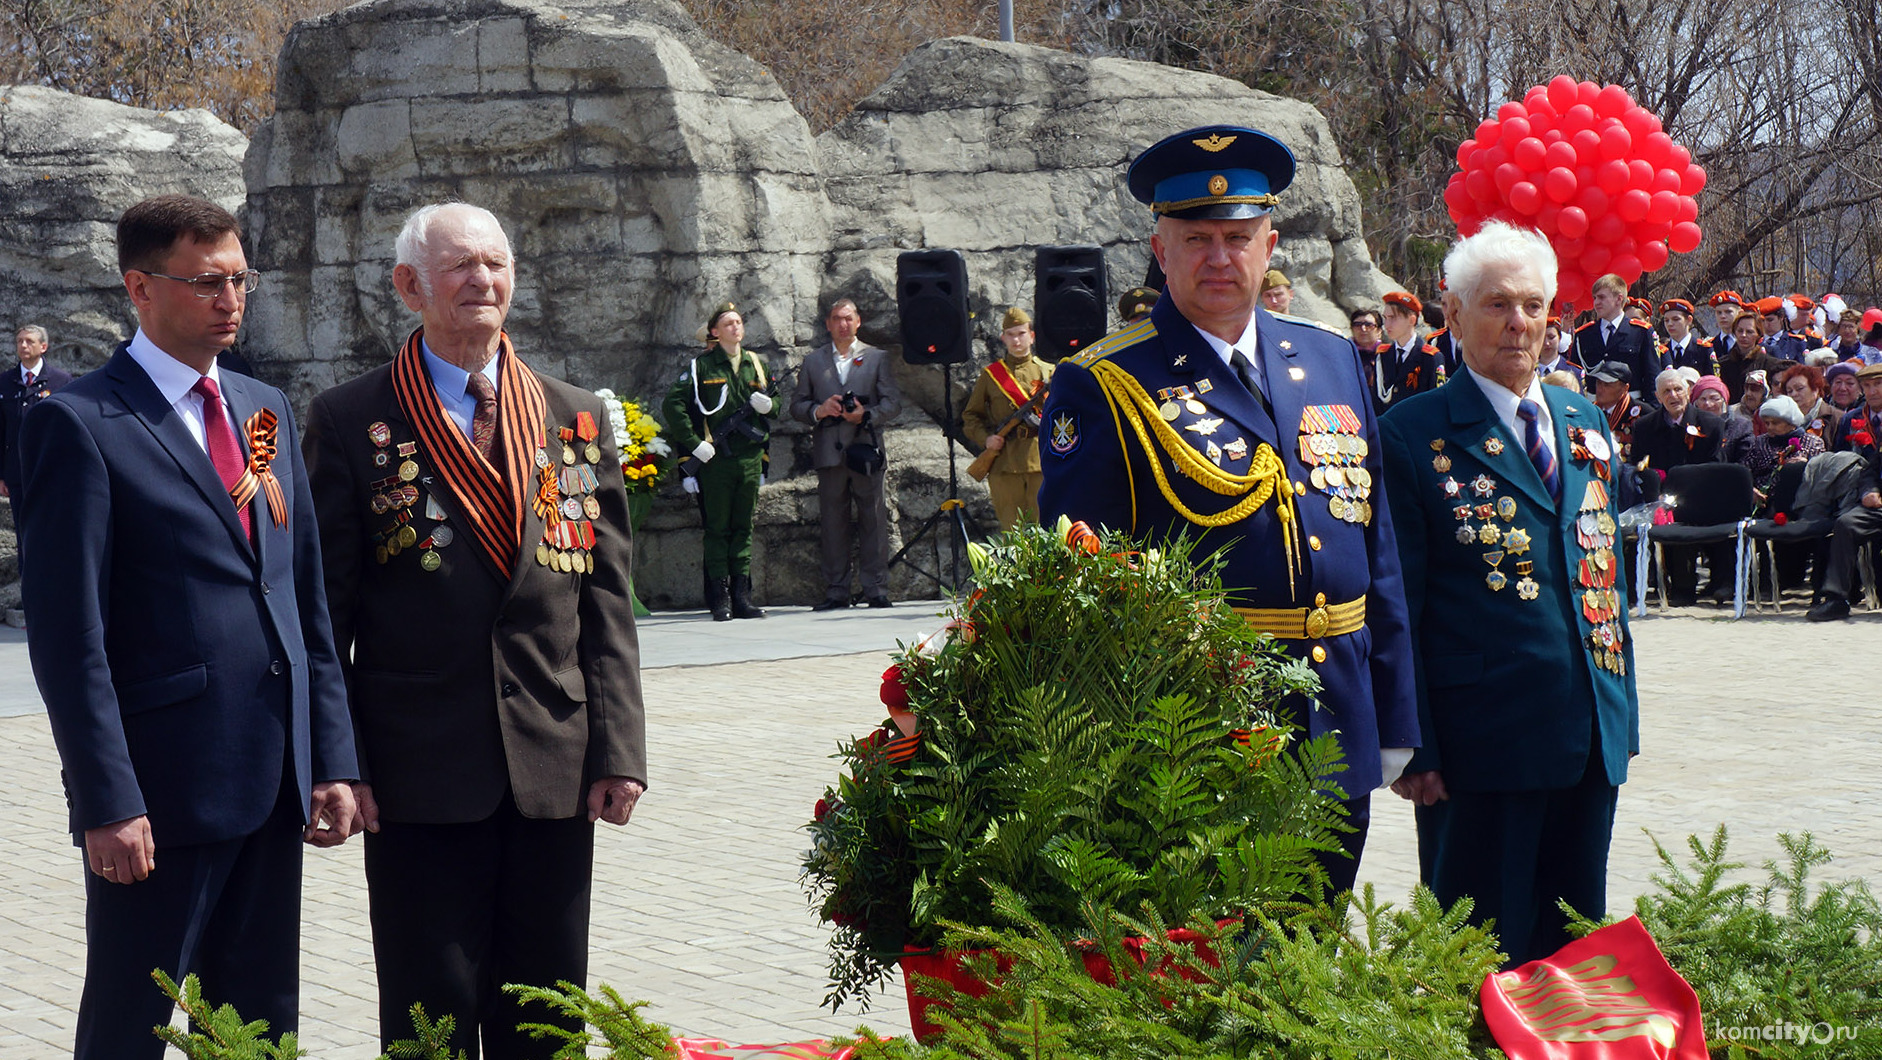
{"left": 897, "top": 250, "right": 971, "bottom": 364}
{"left": 1034, "top": 245, "right": 1108, "bottom": 361}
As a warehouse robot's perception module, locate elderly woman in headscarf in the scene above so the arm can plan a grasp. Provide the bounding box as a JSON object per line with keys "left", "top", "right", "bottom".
{"left": 1737, "top": 394, "right": 1825, "bottom": 506}
{"left": 1690, "top": 375, "right": 1753, "bottom": 463}
{"left": 1731, "top": 369, "right": 1770, "bottom": 426}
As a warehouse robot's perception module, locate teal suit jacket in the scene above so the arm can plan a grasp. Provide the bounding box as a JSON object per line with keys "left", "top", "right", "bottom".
{"left": 1379, "top": 372, "right": 1639, "bottom": 792}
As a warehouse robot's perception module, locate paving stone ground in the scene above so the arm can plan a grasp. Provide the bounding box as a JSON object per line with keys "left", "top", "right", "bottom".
{"left": 0, "top": 602, "right": 1875, "bottom": 1057}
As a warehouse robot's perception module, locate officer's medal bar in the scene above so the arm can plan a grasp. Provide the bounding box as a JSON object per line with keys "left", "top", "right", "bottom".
{"left": 1298, "top": 404, "right": 1372, "bottom": 524}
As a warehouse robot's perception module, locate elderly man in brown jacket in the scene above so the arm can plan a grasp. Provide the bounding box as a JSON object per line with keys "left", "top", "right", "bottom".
{"left": 305, "top": 202, "right": 646, "bottom": 1060}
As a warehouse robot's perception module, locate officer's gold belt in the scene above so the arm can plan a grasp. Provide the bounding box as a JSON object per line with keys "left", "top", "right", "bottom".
{"left": 1235, "top": 595, "right": 1366, "bottom": 640}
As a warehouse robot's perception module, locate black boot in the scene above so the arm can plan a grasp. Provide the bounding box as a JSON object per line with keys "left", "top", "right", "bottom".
{"left": 730, "top": 573, "right": 766, "bottom": 619}
{"left": 705, "top": 575, "right": 732, "bottom": 622}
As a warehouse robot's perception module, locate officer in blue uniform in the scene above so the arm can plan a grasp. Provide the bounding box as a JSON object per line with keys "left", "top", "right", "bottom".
{"left": 1379, "top": 221, "right": 1640, "bottom": 966}
{"left": 1038, "top": 125, "right": 1419, "bottom": 897}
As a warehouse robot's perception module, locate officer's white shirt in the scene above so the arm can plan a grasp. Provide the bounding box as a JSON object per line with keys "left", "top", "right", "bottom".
{"left": 1467, "top": 363, "right": 1557, "bottom": 464}
{"left": 1190, "top": 315, "right": 1266, "bottom": 395}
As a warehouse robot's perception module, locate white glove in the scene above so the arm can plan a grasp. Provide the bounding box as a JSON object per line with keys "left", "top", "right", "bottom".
{"left": 1378, "top": 747, "right": 1414, "bottom": 789}
{"left": 748, "top": 391, "right": 774, "bottom": 415}
{"left": 691, "top": 440, "right": 716, "bottom": 464}
{"left": 682, "top": 476, "right": 700, "bottom": 495}
{"left": 1556, "top": 331, "right": 1573, "bottom": 354}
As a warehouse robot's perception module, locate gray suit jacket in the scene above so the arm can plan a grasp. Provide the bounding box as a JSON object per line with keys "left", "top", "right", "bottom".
{"left": 790, "top": 342, "right": 903, "bottom": 469}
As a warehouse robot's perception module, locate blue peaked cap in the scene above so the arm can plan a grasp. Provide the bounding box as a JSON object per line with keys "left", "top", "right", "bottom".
{"left": 1127, "top": 125, "right": 1296, "bottom": 220}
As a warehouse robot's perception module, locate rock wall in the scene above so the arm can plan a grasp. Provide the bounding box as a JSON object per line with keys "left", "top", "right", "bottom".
{"left": 0, "top": 4, "right": 1404, "bottom": 609}
{"left": 0, "top": 86, "right": 248, "bottom": 372}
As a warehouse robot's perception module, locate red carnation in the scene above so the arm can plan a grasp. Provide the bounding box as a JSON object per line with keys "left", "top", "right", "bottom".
{"left": 1773, "top": 512, "right": 1788, "bottom": 526}
{"left": 880, "top": 664, "right": 909, "bottom": 711}
{"left": 814, "top": 797, "right": 831, "bottom": 821}
{"left": 1852, "top": 431, "right": 1875, "bottom": 447}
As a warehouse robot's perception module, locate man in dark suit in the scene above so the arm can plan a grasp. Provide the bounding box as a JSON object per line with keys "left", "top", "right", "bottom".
{"left": 1573, "top": 274, "right": 1656, "bottom": 400}
{"left": 790, "top": 298, "right": 903, "bottom": 610}
{"left": 1808, "top": 364, "right": 1882, "bottom": 622}
{"left": 304, "top": 202, "right": 646, "bottom": 1060}
{"left": 1039, "top": 125, "right": 1419, "bottom": 896}
{"left": 1629, "top": 369, "right": 1725, "bottom": 473}
{"left": 1381, "top": 221, "right": 1639, "bottom": 967}
{"left": 1, "top": 325, "right": 75, "bottom": 513}
{"left": 19, "top": 195, "right": 360, "bottom": 1059}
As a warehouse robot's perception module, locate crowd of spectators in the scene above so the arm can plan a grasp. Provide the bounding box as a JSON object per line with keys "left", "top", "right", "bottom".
{"left": 1346, "top": 279, "right": 1882, "bottom": 618}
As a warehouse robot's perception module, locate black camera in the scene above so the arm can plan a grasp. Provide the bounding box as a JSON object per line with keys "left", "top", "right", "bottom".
{"left": 820, "top": 392, "right": 862, "bottom": 422}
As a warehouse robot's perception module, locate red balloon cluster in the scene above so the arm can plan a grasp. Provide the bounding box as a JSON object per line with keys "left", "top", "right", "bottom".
{"left": 1443, "top": 77, "right": 1706, "bottom": 310}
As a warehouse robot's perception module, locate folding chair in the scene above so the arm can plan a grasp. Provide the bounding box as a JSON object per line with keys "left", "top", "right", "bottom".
{"left": 1640, "top": 463, "right": 1757, "bottom": 612}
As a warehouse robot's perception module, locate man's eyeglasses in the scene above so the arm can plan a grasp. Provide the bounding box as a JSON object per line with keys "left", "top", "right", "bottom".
{"left": 1352, "top": 321, "right": 1381, "bottom": 330}
{"left": 136, "top": 269, "right": 261, "bottom": 299}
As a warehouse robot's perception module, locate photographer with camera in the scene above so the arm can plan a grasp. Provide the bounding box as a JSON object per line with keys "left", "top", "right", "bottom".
{"left": 664, "top": 301, "right": 779, "bottom": 621}
{"left": 791, "top": 298, "right": 903, "bottom": 610}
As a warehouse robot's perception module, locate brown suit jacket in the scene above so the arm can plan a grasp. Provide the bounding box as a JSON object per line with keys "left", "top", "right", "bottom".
{"left": 304, "top": 354, "right": 646, "bottom": 824}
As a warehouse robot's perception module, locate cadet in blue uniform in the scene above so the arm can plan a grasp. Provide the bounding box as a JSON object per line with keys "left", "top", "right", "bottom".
{"left": 1380, "top": 221, "right": 1640, "bottom": 967}
{"left": 1038, "top": 125, "right": 1419, "bottom": 896}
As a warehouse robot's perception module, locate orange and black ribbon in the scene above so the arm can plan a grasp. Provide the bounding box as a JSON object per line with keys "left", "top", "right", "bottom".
{"left": 232, "top": 409, "right": 288, "bottom": 530}
{"left": 389, "top": 329, "right": 547, "bottom": 577}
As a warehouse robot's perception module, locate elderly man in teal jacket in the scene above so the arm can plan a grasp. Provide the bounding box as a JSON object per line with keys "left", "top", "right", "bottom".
{"left": 1379, "top": 221, "right": 1640, "bottom": 967}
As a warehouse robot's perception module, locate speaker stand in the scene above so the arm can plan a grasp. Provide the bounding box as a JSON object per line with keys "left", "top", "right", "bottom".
{"left": 889, "top": 361, "right": 976, "bottom": 596}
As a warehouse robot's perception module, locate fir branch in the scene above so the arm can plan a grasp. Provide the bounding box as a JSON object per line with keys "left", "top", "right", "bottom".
{"left": 150, "top": 971, "right": 306, "bottom": 1059}
{"left": 377, "top": 1004, "right": 468, "bottom": 1060}
{"left": 504, "top": 980, "right": 676, "bottom": 1060}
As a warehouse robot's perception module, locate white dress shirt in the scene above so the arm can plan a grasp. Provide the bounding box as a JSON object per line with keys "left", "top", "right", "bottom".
{"left": 1190, "top": 315, "right": 1266, "bottom": 395}
{"left": 126, "top": 329, "right": 231, "bottom": 456}
{"left": 832, "top": 340, "right": 858, "bottom": 386}
{"left": 421, "top": 340, "right": 502, "bottom": 441}
{"left": 1467, "top": 364, "right": 1557, "bottom": 464}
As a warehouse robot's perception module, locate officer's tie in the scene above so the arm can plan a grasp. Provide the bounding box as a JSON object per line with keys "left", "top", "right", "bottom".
{"left": 1230, "top": 349, "right": 1273, "bottom": 420}
{"left": 191, "top": 375, "right": 252, "bottom": 543}
{"left": 1517, "top": 398, "right": 1560, "bottom": 501}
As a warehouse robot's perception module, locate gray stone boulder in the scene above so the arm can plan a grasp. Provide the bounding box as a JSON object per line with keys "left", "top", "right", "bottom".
{"left": 244, "top": 0, "right": 833, "bottom": 408}
{"left": 818, "top": 34, "right": 1399, "bottom": 421}
{"left": 0, "top": 85, "right": 248, "bottom": 372}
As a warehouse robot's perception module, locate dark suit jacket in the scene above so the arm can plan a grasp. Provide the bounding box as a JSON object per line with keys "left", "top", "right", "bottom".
{"left": 2, "top": 361, "right": 75, "bottom": 498}
{"left": 304, "top": 353, "right": 646, "bottom": 824}
{"left": 1380, "top": 374, "right": 1639, "bottom": 791}
{"left": 1040, "top": 301, "right": 1420, "bottom": 790}
{"left": 1574, "top": 317, "right": 1656, "bottom": 388}
{"left": 1631, "top": 405, "right": 1724, "bottom": 472}
{"left": 19, "top": 347, "right": 356, "bottom": 845}
{"left": 789, "top": 342, "right": 903, "bottom": 469}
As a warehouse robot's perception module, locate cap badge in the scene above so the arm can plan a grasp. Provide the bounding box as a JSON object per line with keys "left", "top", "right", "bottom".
{"left": 1193, "top": 133, "right": 1238, "bottom": 152}
{"left": 1208, "top": 174, "right": 1229, "bottom": 195}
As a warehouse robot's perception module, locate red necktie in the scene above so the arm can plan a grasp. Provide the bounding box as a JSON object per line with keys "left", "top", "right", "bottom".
{"left": 192, "top": 376, "right": 252, "bottom": 543}
{"left": 22, "top": 371, "right": 34, "bottom": 388}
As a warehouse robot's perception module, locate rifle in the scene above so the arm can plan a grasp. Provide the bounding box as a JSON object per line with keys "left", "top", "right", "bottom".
{"left": 677, "top": 361, "right": 798, "bottom": 480}
{"left": 966, "top": 384, "right": 1049, "bottom": 482}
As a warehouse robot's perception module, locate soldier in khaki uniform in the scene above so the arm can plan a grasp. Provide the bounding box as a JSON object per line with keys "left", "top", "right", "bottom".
{"left": 963, "top": 307, "right": 1053, "bottom": 530}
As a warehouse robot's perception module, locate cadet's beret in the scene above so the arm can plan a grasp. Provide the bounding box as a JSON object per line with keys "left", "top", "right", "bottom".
{"left": 1382, "top": 290, "right": 1423, "bottom": 315}
{"left": 1659, "top": 299, "right": 1695, "bottom": 317}
{"left": 1127, "top": 125, "right": 1295, "bottom": 220}
{"left": 1117, "top": 286, "right": 1159, "bottom": 320}
{"left": 1262, "top": 268, "right": 1292, "bottom": 290}
{"left": 1708, "top": 290, "right": 1744, "bottom": 308}
{"left": 1002, "top": 306, "right": 1032, "bottom": 330}
{"left": 1787, "top": 293, "right": 1815, "bottom": 312}
{"left": 705, "top": 301, "right": 739, "bottom": 334}
{"left": 1586, "top": 360, "right": 1632, "bottom": 385}
{"left": 1627, "top": 296, "right": 1652, "bottom": 311}
{"left": 1753, "top": 296, "right": 1784, "bottom": 315}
